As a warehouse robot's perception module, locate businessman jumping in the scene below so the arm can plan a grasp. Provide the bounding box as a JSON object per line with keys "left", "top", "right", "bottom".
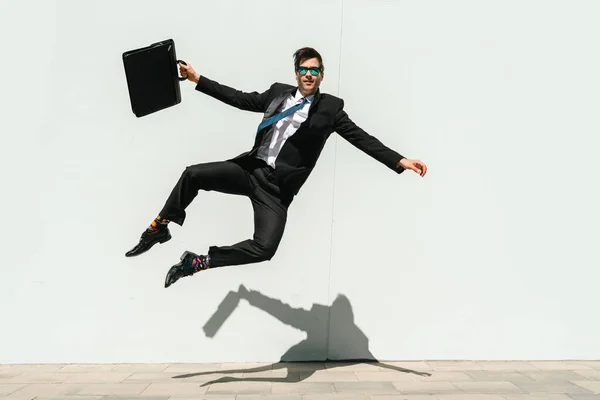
{"left": 125, "top": 47, "right": 428, "bottom": 288}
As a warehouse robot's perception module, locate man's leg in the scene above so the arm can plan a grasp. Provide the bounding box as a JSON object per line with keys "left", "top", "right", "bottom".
{"left": 158, "top": 160, "right": 256, "bottom": 225}
{"left": 125, "top": 160, "right": 254, "bottom": 257}
{"left": 208, "top": 185, "right": 288, "bottom": 267}
{"left": 164, "top": 182, "right": 288, "bottom": 287}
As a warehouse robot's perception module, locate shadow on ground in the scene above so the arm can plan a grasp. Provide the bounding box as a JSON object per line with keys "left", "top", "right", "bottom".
{"left": 172, "top": 285, "right": 431, "bottom": 386}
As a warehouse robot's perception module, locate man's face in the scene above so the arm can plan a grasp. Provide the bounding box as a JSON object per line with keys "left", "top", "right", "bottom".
{"left": 295, "top": 57, "right": 324, "bottom": 95}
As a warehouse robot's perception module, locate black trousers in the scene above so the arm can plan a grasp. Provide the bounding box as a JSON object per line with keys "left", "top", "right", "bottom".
{"left": 158, "top": 157, "right": 290, "bottom": 268}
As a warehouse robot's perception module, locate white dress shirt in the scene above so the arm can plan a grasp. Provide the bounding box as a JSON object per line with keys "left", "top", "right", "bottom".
{"left": 259, "top": 90, "right": 312, "bottom": 168}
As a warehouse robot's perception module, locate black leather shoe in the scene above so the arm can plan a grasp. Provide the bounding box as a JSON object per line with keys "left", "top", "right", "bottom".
{"left": 164, "top": 250, "right": 199, "bottom": 288}
{"left": 125, "top": 227, "right": 171, "bottom": 257}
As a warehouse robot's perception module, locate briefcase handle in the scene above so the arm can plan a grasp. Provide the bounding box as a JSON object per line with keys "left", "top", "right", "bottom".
{"left": 177, "top": 59, "right": 188, "bottom": 81}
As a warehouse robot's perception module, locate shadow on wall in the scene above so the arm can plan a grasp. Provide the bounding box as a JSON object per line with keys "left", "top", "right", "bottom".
{"left": 173, "top": 285, "right": 431, "bottom": 385}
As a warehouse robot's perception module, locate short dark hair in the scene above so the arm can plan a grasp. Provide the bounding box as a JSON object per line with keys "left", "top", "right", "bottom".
{"left": 293, "top": 47, "right": 324, "bottom": 72}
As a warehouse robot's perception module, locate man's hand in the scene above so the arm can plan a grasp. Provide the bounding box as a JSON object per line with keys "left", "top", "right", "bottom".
{"left": 398, "top": 158, "right": 427, "bottom": 177}
{"left": 179, "top": 61, "right": 200, "bottom": 84}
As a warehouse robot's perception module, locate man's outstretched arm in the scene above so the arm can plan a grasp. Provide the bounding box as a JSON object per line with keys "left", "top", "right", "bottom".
{"left": 334, "top": 101, "right": 427, "bottom": 177}
{"left": 179, "top": 62, "right": 272, "bottom": 113}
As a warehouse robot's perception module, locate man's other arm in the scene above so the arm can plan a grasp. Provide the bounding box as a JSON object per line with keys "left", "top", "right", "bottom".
{"left": 334, "top": 100, "right": 428, "bottom": 177}
{"left": 334, "top": 100, "right": 406, "bottom": 174}
{"left": 179, "top": 62, "right": 272, "bottom": 113}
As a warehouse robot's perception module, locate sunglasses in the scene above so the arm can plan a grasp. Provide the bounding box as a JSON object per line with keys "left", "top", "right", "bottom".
{"left": 297, "top": 66, "right": 322, "bottom": 76}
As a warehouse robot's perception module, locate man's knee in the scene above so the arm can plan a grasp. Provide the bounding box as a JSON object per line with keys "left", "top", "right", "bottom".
{"left": 182, "top": 165, "right": 197, "bottom": 179}
{"left": 181, "top": 165, "right": 209, "bottom": 189}
{"left": 254, "top": 241, "right": 279, "bottom": 261}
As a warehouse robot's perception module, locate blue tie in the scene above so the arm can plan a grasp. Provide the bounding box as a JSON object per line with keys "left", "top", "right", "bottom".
{"left": 257, "top": 96, "right": 309, "bottom": 133}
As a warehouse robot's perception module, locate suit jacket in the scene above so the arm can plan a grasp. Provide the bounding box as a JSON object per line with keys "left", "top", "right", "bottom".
{"left": 195, "top": 75, "right": 405, "bottom": 198}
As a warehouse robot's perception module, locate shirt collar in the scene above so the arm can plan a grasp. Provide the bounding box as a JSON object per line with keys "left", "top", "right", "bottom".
{"left": 293, "top": 88, "right": 314, "bottom": 103}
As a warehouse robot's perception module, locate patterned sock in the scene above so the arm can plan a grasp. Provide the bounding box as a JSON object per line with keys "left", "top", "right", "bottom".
{"left": 148, "top": 216, "right": 169, "bottom": 232}
{"left": 192, "top": 254, "right": 210, "bottom": 273}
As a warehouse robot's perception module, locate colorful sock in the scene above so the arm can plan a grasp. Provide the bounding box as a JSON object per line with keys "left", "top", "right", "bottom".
{"left": 192, "top": 254, "right": 210, "bottom": 273}
{"left": 148, "top": 216, "right": 169, "bottom": 231}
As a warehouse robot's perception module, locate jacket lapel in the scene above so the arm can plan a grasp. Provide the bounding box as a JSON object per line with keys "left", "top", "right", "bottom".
{"left": 264, "top": 87, "right": 321, "bottom": 118}
{"left": 264, "top": 88, "right": 294, "bottom": 118}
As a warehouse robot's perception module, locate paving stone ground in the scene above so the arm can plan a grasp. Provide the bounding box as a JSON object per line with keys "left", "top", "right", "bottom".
{"left": 1, "top": 361, "right": 599, "bottom": 399}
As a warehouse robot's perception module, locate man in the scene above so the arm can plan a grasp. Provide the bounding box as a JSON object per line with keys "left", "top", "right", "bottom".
{"left": 125, "top": 47, "right": 427, "bottom": 288}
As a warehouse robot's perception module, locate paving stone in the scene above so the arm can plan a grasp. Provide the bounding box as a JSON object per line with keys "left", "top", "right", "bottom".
{"left": 235, "top": 396, "right": 303, "bottom": 400}
{"left": 305, "top": 395, "right": 370, "bottom": 400}
{"left": 334, "top": 382, "right": 400, "bottom": 394}
{"left": 61, "top": 372, "right": 133, "bottom": 383}
{"left": 571, "top": 361, "right": 600, "bottom": 370}
{"left": 180, "top": 372, "right": 245, "bottom": 383}
{"left": 411, "top": 371, "right": 473, "bottom": 382}
{"left": 502, "top": 395, "right": 573, "bottom": 400}
{"left": 520, "top": 370, "right": 592, "bottom": 382}
{"left": 452, "top": 381, "right": 523, "bottom": 393}
{"left": 0, "top": 371, "right": 23, "bottom": 381}
{"left": 220, "top": 362, "right": 274, "bottom": 370}
{"left": 273, "top": 363, "right": 327, "bottom": 372}
{"left": 475, "top": 361, "right": 539, "bottom": 371}
{"left": 392, "top": 381, "right": 459, "bottom": 394}
{"left": 324, "top": 362, "right": 383, "bottom": 372}
{"left": 427, "top": 361, "right": 484, "bottom": 371}
{"left": 123, "top": 372, "right": 185, "bottom": 382}
{"left": 100, "top": 397, "right": 169, "bottom": 400}
{"left": 6, "top": 383, "right": 86, "bottom": 397}
{"left": 59, "top": 363, "right": 170, "bottom": 373}
{"left": 34, "top": 397, "right": 104, "bottom": 400}
{"left": 11, "top": 397, "right": 103, "bottom": 400}
{"left": 370, "top": 396, "right": 438, "bottom": 400}
{"left": 528, "top": 362, "right": 593, "bottom": 371}
{"left": 376, "top": 362, "right": 434, "bottom": 372}
{"left": 567, "top": 395, "right": 600, "bottom": 400}
{"left": 109, "top": 363, "right": 171, "bottom": 373}
{"left": 164, "top": 363, "right": 223, "bottom": 373}
{"left": 205, "top": 381, "right": 272, "bottom": 394}
{"left": 299, "top": 370, "right": 358, "bottom": 382}
{"left": 167, "top": 396, "right": 235, "bottom": 400}
{"left": 436, "top": 395, "right": 506, "bottom": 400}
{"left": 573, "top": 370, "right": 600, "bottom": 380}
{"left": 355, "top": 371, "right": 418, "bottom": 382}
{"left": 571, "top": 381, "right": 600, "bottom": 394}
{"left": 243, "top": 370, "right": 299, "bottom": 378}
{"left": 271, "top": 382, "right": 334, "bottom": 394}
{"left": 57, "top": 364, "right": 117, "bottom": 372}
{"left": 0, "top": 383, "right": 27, "bottom": 396}
{"left": 75, "top": 383, "right": 151, "bottom": 396}
{"left": 5, "top": 372, "right": 75, "bottom": 383}
{"left": 512, "top": 380, "right": 595, "bottom": 394}
{"left": 3, "top": 364, "right": 66, "bottom": 373}
{"left": 243, "top": 372, "right": 302, "bottom": 383}
{"left": 465, "top": 370, "right": 535, "bottom": 382}
{"left": 139, "top": 382, "right": 209, "bottom": 396}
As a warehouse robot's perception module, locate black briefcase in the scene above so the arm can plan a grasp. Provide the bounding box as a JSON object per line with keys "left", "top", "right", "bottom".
{"left": 122, "top": 39, "right": 187, "bottom": 117}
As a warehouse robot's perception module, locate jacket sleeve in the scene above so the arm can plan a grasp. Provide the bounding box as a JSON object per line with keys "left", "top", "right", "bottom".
{"left": 334, "top": 100, "right": 406, "bottom": 174}
{"left": 195, "top": 75, "right": 273, "bottom": 113}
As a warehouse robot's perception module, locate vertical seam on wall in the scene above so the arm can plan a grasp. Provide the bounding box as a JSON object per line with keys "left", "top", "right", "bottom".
{"left": 325, "top": 0, "right": 344, "bottom": 360}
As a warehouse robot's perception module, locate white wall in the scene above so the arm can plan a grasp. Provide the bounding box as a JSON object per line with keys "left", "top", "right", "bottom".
{"left": 1, "top": 0, "right": 599, "bottom": 363}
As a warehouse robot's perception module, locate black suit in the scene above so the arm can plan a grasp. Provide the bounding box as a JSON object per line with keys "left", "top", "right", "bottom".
{"left": 158, "top": 76, "right": 406, "bottom": 267}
